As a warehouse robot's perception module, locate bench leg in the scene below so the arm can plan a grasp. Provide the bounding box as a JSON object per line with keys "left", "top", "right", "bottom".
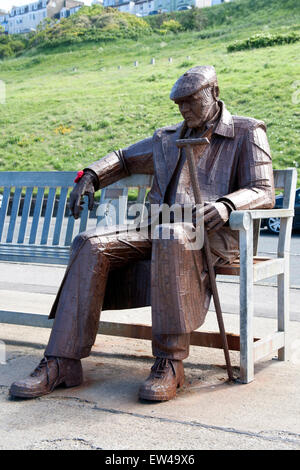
{"left": 277, "top": 214, "right": 292, "bottom": 362}
{"left": 277, "top": 265, "right": 289, "bottom": 361}
{"left": 239, "top": 219, "right": 254, "bottom": 384}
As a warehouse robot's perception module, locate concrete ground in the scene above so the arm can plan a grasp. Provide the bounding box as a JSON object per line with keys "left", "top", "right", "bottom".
{"left": 0, "top": 257, "right": 300, "bottom": 450}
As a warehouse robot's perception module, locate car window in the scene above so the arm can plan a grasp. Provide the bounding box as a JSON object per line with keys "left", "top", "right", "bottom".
{"left": 296, "top": 191, "right": 300, "bottom": 204}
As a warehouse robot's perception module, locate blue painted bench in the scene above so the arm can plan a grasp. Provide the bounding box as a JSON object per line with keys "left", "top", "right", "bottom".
{"left": 0, "top": 168, "right": 297, "bottom": 383}
{"left": 0, "top": 171, "right": 152, "bottom": 265}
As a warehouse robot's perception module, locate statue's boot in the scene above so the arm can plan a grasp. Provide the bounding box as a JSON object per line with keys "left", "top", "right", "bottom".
{"left": 9, "top": 356, "right": 83, "bottom": 398}
{"left": 139, "top": 357, "right": 184, "bottom": 401}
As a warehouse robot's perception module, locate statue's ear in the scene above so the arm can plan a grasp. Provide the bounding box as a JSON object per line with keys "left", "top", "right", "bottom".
{"left": 213, "top": 85, "right": 220, "bottom": 100}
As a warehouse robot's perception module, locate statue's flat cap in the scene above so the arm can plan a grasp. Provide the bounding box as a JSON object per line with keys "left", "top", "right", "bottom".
{"left": 170, "top": 65, "right": 217, "bottom": 101}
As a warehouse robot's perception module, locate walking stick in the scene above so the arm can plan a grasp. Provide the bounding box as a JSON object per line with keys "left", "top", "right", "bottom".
{"left": 176, "top": 137, "right": 234, "bottom": 382}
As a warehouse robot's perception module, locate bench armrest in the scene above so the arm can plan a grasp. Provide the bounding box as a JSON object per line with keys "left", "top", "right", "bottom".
{"left": 229, "top": 208, "right": 294, "bottom": 230}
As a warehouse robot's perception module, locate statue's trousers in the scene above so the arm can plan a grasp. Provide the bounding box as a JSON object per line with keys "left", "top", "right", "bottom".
{"left": 45, "top": 223, "right": 238, "bottom": 360}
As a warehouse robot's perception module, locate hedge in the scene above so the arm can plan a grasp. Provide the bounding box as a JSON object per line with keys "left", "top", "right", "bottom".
{"left": 227, "top": 32, "right": 300, "bottom": 52}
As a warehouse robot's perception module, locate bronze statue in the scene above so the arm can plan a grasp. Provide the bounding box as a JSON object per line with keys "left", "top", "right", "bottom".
{"left": 9, "top": 66, "right": 275, "bottom": 401}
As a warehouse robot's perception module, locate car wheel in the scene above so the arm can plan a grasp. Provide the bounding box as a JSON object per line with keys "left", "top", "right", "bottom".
{"left": 267, "top": 217, "right": 280, "bottom": 234}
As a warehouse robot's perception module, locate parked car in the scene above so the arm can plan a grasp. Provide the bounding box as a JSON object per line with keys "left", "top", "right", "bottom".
{"left": 177, "top": 6, "right": 192, "bottom": 10}
{"left": 261, "top": 188, "right": 300, "bottom": 234}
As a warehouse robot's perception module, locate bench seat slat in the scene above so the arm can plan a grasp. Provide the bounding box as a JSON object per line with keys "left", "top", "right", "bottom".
{"left": 0, "top": 243, "right": 70, "bottom": 264}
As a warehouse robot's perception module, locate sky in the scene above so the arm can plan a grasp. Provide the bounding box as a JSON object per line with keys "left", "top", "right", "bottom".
{"left": 0, "top": 0, "right": 93, "bottom": 12}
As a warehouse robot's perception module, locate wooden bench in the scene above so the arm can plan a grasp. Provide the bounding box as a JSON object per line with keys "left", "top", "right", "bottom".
{"left": 0, "top": 168, "right": 297, "bottom": 383}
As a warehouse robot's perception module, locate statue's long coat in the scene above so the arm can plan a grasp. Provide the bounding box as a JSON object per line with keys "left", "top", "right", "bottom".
{"left": 50, "top": 102, "right": 274, "bottom": 331}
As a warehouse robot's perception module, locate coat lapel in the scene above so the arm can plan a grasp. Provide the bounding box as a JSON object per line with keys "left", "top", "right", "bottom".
{"left": 153, "top": 121, "right": 186, "bottom": 199}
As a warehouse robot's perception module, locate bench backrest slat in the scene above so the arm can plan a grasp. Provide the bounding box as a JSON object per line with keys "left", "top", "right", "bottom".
{"left": 6, "top": 187, "right": 22, "bottom": 243}
{"left": 64, "top": 213, "right": 75, "bottom": 247}
{"left": 40, "top": 187, "right": 57, "bottom": 245}
{"left": 0, "top": 187, "right": 10, "bottom": 241}
{"left": 274, "top": 168, "right": 297, "bottom": 258}
{"left": 29, "top": 187, "right": 45, "bottom": 244}
{"left": 273, "top": 168, "right": 297, "bottom": 210}
{"left": 79, "top": 195, "right": 90, "bottom": 233}
{"left": 53, "top": 187, "right": 68, "bottom": 246}
{"left": 17, "top": 187, "right": 33, "bottom": 243}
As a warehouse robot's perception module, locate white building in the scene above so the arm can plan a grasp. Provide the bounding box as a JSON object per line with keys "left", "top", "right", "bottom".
{"left": 212, "top": 0, "right": 231, "bottom": 5}
{"left": 134, "top": 0, "right": 155, "bottom": 16}
{"left": 103, "top": 0, "right": 115, "bottom": 6}
{"left": 59, "top": 0, "right": 84, "bottom": 19}
{"left": 115, "top": 1, "right": 135, "bottom": 14}
{"left": 0, "top": 10, "right": 9, "bottom": 33}
{"left": 7, "top": 0, "right": 83, "bottom": 34}
{"left": 103, "top": 0, "right": 232, "bottom": 16}
{"left": 5, "top": 0, "right": 232, "bottom": 35}
{"left": 8, "top": 1, "right": 48, "bottom": 34}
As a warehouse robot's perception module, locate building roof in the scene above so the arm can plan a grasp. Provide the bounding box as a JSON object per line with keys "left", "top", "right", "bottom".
{"left": 47, "top": 0, "right": 65, "bottom": 17}
{"left": 47, "top": 0, "right": 83, "bottom": 17}
{"left": 65, "top": 0, "right": 84, "bottom": 9}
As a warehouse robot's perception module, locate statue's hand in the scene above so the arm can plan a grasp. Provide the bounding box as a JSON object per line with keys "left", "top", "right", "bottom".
{"left": 69, "top": 172, "right": 96, "bottom": 219}
{"left": 203, "top": 202, "right": 230, "bottom": 232}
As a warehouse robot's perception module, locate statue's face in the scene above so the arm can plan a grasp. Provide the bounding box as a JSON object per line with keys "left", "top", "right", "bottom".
{"left": 175, "top": 86, "right": 217, "bottom": 128}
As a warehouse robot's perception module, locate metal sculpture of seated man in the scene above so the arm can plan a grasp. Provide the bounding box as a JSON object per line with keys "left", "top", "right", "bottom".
{"left": 9, "top": 65, "right": 275, "bottom": 401}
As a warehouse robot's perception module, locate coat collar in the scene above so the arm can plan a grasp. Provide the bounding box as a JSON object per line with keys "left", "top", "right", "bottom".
{"left": 214, "top": 101, "right": 235, "bottom": 138}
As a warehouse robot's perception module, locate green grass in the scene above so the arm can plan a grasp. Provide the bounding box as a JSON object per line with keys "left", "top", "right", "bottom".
{"left": 145, "top": 0, "right": 300, "bottom": 33}
{"left": 0, "top": 3, "right": 299, "bottom": 184}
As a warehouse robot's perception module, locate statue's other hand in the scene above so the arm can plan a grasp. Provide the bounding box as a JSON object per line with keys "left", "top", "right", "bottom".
{"left": 69, "top": 172, "right": 96, "bottom": 220}
{"left": 203, "top": 202, "right": 229, "bottom": 232}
